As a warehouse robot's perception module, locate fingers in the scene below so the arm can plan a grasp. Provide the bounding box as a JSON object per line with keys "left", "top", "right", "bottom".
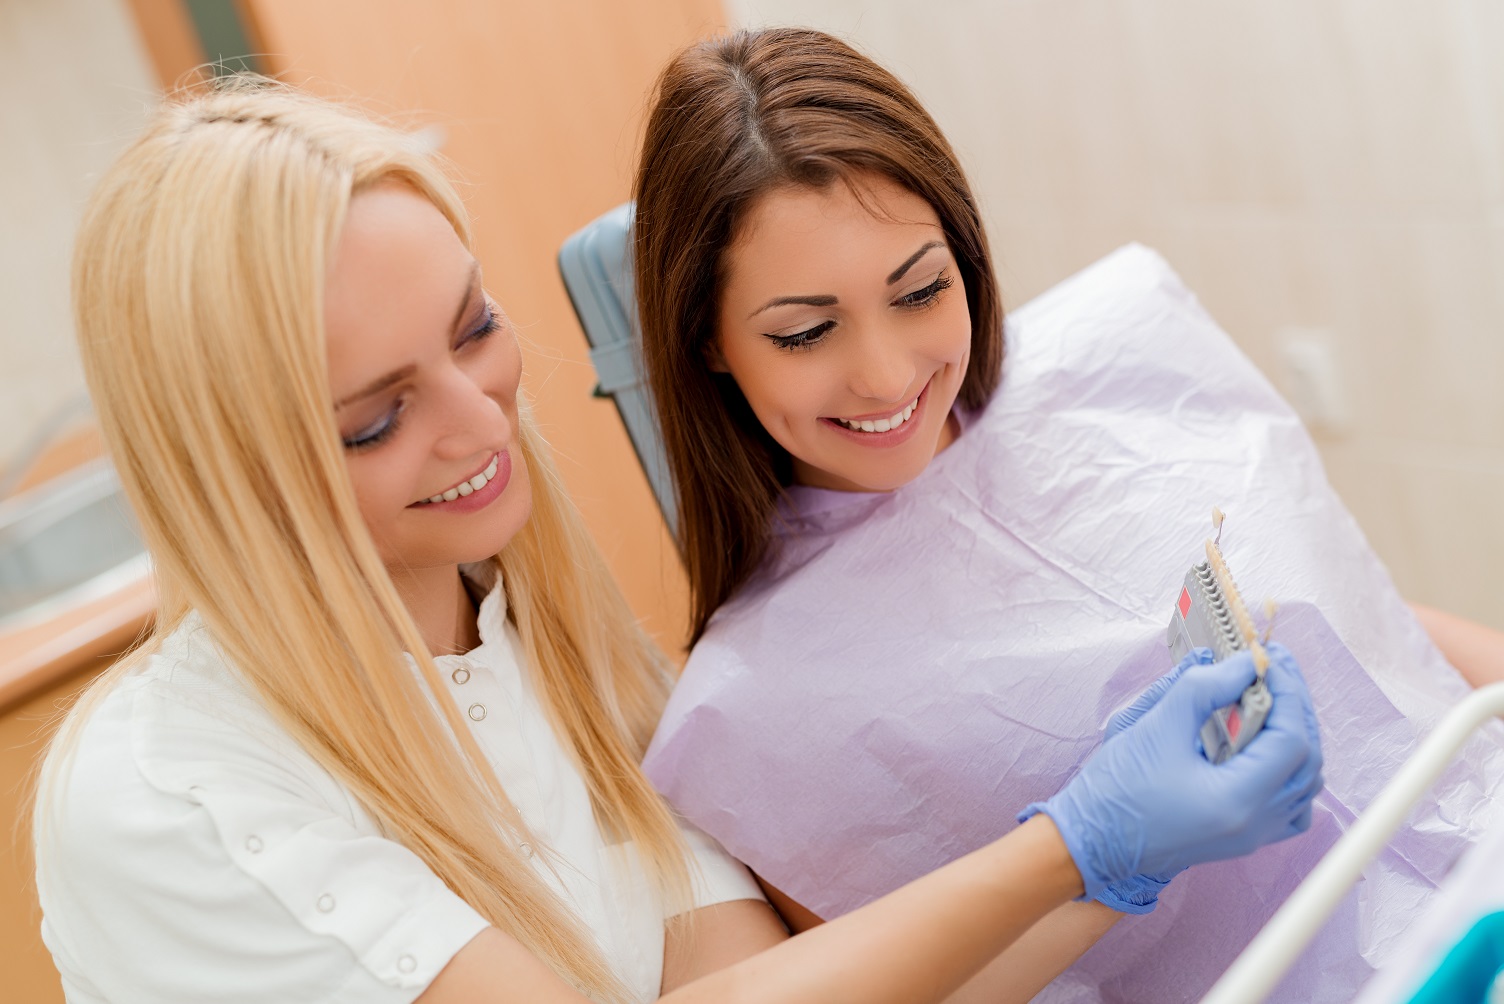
{"left": 1169, "top": 651, "right": 1260, "bottom": 722}
{"left": 1275, "top": 765, "right": 1324, "bottom": 818}
{"left": 1220, "top": 652, "right": 1323, "bottom": 813}
{"left": 1106, "top": 648, "right": 1214, "bottom": 739}
{"left": 1261, "top": 643, "right": 1308, "bottom": 696}
{"left": 1255, "top": 650, "right": 1324, "bottom": 775}
{"left": 1177, "top": 646, "right": 1218, "bottom": 674}
{"left": 1276, "top": 787, "right": 1318, "bottom": 841}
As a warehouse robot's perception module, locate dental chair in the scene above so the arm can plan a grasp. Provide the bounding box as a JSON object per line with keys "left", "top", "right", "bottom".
{"left": 558, "top": 204, "right": 1504, "bottom": 1004}
{"left": 557, "top": 202, "right": 678, "bottom": 537}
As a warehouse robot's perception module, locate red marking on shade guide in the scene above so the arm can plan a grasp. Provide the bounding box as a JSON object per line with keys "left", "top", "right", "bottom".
{"left": 1178, "top": 586, "right": 1192, "bottom": 620}
{"left": 1227, "top": 708, "right": 1242, "bottom": 740}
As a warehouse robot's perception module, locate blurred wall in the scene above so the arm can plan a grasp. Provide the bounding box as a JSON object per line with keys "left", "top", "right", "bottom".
{"left": 731, "top": 0, "right": 1504, "bottom": 629}
{"left": 0, "top": 0, "right": 157, "bottom": 480}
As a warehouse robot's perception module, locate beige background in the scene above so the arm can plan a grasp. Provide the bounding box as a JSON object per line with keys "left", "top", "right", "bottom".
{"left": 0, "top": 0, "right": 157, "bottom": 485}
{"left": 732, "top": 0, "right": 1504, "bottom": 629}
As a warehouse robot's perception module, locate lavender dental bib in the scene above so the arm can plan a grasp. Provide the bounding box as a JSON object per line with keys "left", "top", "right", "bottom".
{"left": 643, "top": 245, "right": 1504, "bottom": 1002}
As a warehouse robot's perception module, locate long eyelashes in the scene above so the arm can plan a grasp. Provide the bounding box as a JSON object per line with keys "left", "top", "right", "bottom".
{"left": 343, "top": 400, "right": 406, "bottom": 451}
{"left": 765, "top": 271, "right": 954, "bottom": 353}
{"left": 896, "top": 273, "right": 952, "bottom": 308}
{"left": 461, "top": 304, "right": 501, "bottom": 347}
{"left": 769, "top": 320, "right": 835, "bottom": 352}
{"left": 341, "top": 307, "right": 501, "bottom": 452}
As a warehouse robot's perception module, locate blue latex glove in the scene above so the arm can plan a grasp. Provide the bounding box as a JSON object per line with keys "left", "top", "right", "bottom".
{"left": 1090, "top": 646, "right": 1216, "bottom": 914}
{"left": 1022, "top": 642, "right": 1323, "bottom": 902}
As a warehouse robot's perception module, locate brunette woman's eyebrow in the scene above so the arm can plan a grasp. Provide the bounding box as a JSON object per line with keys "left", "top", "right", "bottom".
{"left": 747, "top": 293, "right": 838, "bottom": 320}
{"left": 887, "top": 241, "right": 947, "bottom": 286}
{"left": 743, "top": 241, "right": 946, "bottom": 320}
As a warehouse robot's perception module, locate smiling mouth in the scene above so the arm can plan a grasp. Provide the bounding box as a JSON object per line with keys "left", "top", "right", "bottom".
{"left": 413, "top": 454, "right": 501, "bottom": 505}
{"left": 832, "top": 392, "right": 921, "bottom": 434}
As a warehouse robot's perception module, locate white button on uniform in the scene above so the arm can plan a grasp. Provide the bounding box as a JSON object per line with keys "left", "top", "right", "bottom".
{"left": 316, "top": 893, "right": 336, "bottom": 913}
{"left": 467, "top": 703, "right": 486, "bottom": 721}
{"left": 244, "top": 835, "right": 263, "bottom": 854}
{"left": 451, "top": 667, "right": 470, "bottom": 685}
{"left": 397, "top": 954, "right": 417, "bottom": 974}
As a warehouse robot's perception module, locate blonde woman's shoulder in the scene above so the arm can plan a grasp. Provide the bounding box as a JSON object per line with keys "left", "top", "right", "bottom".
{"left": 32, "top": 615, "right": 451, "bottom": 1004}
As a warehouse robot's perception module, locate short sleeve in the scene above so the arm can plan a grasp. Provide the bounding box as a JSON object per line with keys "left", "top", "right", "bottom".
{"left": 680, "top": 821, "right": 764, "bottom": 911}
{"left": 35, "top": 674, "right": 489, "bottom": 1004}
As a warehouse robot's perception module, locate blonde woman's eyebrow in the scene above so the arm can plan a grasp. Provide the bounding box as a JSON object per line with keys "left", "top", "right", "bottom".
{"left": 886, "top": 240, "right": 947, "bottom": 286}
{"left": 335, "top": 365, "right": 416, "bottom": 410}
{"left": 450, "top": 261, "right": 482, "bottom": 331}
{"left": 336, "top": 263, "right": 480, "bottom": 410}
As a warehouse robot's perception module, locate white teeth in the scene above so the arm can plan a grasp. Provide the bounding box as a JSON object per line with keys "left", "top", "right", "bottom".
{"left": 837, "top": 397, "right": 920, "bottom": 434}
{"left": 417, "top": 454, "right": 501, "bottom": 505}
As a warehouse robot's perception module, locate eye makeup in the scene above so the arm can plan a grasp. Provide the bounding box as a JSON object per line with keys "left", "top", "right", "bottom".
{"left": 342, "top": 399, "right": 407, "bottom": 451}
{"left": 762, "top": 270, "right": 955, "bottom": 353}
{"left": 341, "top": 302, "right": 503, "bottom": 452}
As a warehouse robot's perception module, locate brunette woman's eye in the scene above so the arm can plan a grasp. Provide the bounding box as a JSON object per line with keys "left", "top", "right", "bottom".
{"left": 342, "top": 401, "right": 405, "bottom": 451}
{"left": 767, "top": 320, "right": 834, "bottom": 352}
{"left": 895, "top": 273, "right": 954, "bottom": 309}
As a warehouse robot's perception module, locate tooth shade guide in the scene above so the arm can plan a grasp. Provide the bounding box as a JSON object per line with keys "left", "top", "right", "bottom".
{"left": 1204, "top": 536, "right": 1269, "bottom": 676}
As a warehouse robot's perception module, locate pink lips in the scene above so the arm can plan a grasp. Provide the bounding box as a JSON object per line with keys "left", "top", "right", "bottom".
{"left": 409, "top": 451, "right": 511, "bottom": 513}
{"left": 822, "top": 381, "right": 929, "bottom": 448}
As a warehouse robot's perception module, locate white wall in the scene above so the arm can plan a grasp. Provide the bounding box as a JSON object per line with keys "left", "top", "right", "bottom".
{"left": 730, "top": 0, "right": 1504, "bottom": 628}
{"left": 0, "top": 0, "right": 156, "bottom": 479}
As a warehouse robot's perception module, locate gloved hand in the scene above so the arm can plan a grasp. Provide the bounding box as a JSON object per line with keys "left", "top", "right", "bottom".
{"left": 1090, "top": 646, "right": 1216, "bottom": 914}
{"left": 1022, "top": 642, "right": 1323, "bottom": 902}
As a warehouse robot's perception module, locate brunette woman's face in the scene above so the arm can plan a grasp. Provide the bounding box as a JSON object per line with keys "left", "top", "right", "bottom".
{"left": 324, "top": 184, "right": 532, "bottom": 571}
{"left": 715, "top": 173, "right": 971, "bottom": 493}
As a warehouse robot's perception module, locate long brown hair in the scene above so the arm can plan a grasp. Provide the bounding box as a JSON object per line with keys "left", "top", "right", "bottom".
{"left": 634, "top": 27, "right": 1004, "bottom": 645}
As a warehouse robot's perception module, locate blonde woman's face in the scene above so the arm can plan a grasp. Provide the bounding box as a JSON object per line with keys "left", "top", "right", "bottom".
{"left": 324, "top": 184, "right": 531, "bottom": 571}
{"left": 715, "top": 173, "right": 972, "bottom": 493}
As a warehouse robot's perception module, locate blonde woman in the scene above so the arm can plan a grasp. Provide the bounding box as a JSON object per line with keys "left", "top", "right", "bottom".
{"left": 33, "top": 80, "right": 1321, "bottom": 1004}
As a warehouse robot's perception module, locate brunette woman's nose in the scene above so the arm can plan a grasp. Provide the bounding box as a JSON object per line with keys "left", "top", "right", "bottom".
{"left": 848, "top": 339, "right": 915, "bottom": 404}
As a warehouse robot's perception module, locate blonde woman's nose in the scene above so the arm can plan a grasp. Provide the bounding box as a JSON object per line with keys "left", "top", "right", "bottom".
{"left": 434, "top": 369, "right": 510, "bottom": 459}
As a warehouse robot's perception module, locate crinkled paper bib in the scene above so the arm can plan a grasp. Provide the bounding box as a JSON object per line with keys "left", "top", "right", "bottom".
{"left": 644, "top": 245, "right": 1504, "bottom": 1002}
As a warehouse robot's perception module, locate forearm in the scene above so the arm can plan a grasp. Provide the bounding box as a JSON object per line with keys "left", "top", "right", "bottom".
{"left": 662, "top": 815, "right": 1082, "bottom": 1004}
{"left": 943, "top": 900, "right": 1120, "bottom": 1004}
{"left": 761, "top": 873, "right": 1117, "bottom": 1004}
{"left": 1411, "top": 603, "right": 1504, "bottom": 688}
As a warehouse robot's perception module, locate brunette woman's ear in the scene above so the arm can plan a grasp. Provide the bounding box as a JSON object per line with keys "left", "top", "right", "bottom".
{"left": 703, "top": 337, "right": 731, "bottom": 374}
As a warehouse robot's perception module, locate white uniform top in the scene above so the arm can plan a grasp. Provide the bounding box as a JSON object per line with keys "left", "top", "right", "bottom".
{"left": 34, "top": 576, "right": 762, "bottom": 1004}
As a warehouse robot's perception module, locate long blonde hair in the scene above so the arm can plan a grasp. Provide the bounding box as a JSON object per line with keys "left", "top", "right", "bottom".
{"left": 46, "top": 79, "right": 688, "bottom": 1001}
